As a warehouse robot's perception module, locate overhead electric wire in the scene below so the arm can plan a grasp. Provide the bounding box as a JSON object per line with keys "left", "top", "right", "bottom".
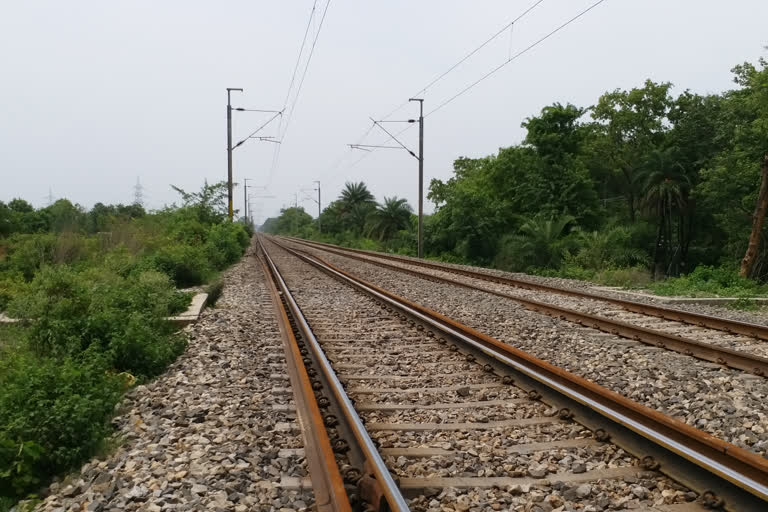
{"left": 268, "top": 0, "right": 332, "bottom": 187}
{"left": 426, "top": 0, "right": 608, "bottom": 117}
{"left": 283, "top": 0, "right": 332, "bottom": 135}
{"left": 379, "top": 0, "right": 546, "bottom": 121}
{"left": 318, "top": 0, "right": 546, "bottom": 182}
{"left": 284, "top": 0, "right": 318, "bottom": 110}
{"left": 336, "top": 0, "right": 608, "bottom": 173}
{"left": 265, "top": 0, "right": 318, "bottom": 185}
{"left": 319, "top": 0, "right": 609, "bottom": 205}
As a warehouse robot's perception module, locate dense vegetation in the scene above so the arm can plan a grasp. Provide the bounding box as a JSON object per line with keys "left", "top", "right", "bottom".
{"left": 0, "top": 181, "right": 250, "bottom": 509}
{"left": 263, "top": 58, "right": 768, "bottom": 297}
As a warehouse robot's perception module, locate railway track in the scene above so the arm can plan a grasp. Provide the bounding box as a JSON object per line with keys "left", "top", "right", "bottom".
{"left": 281, "top": 237, "right": 768, "bottom": 377}
{"left": 257, "top": 236, "right": 768, "bottom": 511}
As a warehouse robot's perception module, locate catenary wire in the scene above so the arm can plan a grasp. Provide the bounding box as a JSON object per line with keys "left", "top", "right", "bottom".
{"left": 265, "top": 0, "right": 318, "bottom": 187}
{"left": 379, "top": 0, "right": 546, "bottom": 121}
{"left": 426, "top": 0, "right": 609, "bottom": 117}
{"left": 268, "top": 0, "right": 332, "bottom": 187}
{"left": 318, "top": 0, "right": 546, "bottom": 183}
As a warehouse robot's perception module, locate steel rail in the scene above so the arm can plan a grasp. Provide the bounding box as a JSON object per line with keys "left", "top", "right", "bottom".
{"left": 269, "top": 238, "right": 768, "bottom": 510}
{"left": 257, "top": 249, "right": 353, "bottom": 512}
{"left": 285, "top": 237, "right": 768, "bottom": 341}
{"left": 281, "top": 237, "right": 768, "bottom": 377}
{"left": 259, "top": 238, "right": 411, "bottom": 512}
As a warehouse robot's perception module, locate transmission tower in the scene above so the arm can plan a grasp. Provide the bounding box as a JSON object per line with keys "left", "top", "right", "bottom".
{"left": 133, "top": 177, "right": 144, "bottom": 207}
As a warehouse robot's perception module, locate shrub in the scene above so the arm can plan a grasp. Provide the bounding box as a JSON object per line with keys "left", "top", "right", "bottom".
{"left": 1, "top": 235, "right": 57, "bottom": 281}
{"left": 8, "top": 266, "right": 188, "bottom": 378}
{"left": 593, "top": 266, "right": 652, "bottom": 288}
{"left": 108, "top": 313, "right": 186, "bottom": 378}
{"left": 205, "top": 278, "right": 224, "bottom": 308}
{"left": 150, "top": 243, "right": 211, "bottom": 287}
{"left": 168, "top": 218, "right": 208, "bottom": 245}
{"left": 0, "top": 352, "right": 122, "bottom": 501}
{"left": 205, "top": 224, "right": 248, "bottom": 270}
{"left": 649, "top": 265, "right": 768, "bottom": 297}
{"left": 0, "top": 274, "right": 26, "bottom": 312}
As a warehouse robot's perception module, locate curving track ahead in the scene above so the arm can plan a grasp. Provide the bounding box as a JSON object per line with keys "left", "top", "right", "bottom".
{"left": 258, "top": 235, "right": 768, "bottom": 512}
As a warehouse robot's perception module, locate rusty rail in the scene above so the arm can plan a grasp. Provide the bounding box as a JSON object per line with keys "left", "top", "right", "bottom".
{"left": 259, "top": 238, "right": 411, "bottom": 512}
{"left": 286, "top": 237, "right": 768, "bottom": 341}
{"left": 258, "top": 247, "right": 353, "bottom": 512}
{"left": 281, "top": 237, "right": 768, "bottom": 377}
{"left": 269, "top": 237, "right": 768, "bottom": 511}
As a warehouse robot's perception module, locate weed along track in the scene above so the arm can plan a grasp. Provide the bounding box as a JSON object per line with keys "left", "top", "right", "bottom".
{"left": 258, "top": 236, "right": 768, "bottom": 511}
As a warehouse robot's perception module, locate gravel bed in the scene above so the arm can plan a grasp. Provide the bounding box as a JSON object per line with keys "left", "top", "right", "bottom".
{"left": 286, "top": 241, "right": 768, "bottom": 458}
{"left": 361, "top": 402, "right": 552, "bottom": 424}
{"left": 299, "top": 239, "right": 768, "bottom": 326}
{"left": 372, "top": 423, "right": 593, "bottom": 450}
{"left": 321, "top": 249, "right": 768, "bottom": 358}
{"left": 386, "top": 441, "right": 637, "bottom": 478}
{"left": 265, "top": 240, "right": 699, "bottom": 510}
{"left": 32, "top": 247, "right": 313, "bottom": 512}
{"left": 407, "top": 477, "right": 696, "bottom": 512}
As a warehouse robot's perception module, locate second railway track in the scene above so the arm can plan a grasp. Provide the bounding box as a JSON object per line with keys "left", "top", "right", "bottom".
{"left": 275, "top": 237, "right": 768, "bottom": 460}
{"left": 258, "top": 236, "right": 768, "bottom": 511}
{"left": 281, "top": 237, "right": 768, "bottom": 376}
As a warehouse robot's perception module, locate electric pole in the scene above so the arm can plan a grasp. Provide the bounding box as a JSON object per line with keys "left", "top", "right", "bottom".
{"left": 409, "top": 98, "right": 424, "bottom": 258}
{"left": 314, "top": 180, "right": 321, "bottom": 233}
{"left": 226, "top": 87, "right": 243, "bottom": 221}
{"left": 361, "top": 101, "right": 424, "bottom": 257}
{"left": 243, "top": 178, "right": 254, "bottom": 225}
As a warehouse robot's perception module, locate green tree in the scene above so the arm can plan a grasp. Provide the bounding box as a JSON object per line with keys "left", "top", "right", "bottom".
{"left": 262, "top": 207, "right": 313, "bottom": 236}
{"left": 494, "top": 215, "right": 577, "bottom": 272}
{"left": 171, "top": 180, "right": 231, "bottom": 225}
{"left": 0, "top": 202, "right": 12, "bottom": 237}
{"left": 366, "top": 197, "right": 412, "bottom": 240}
{"left": 637, "top": 148, "right": 691, "bottom": 276}
{"left": 695, "top": 59, "right": 768, "bottom": 274}
{"left": 6, "top": 199, "right": 46, "bottom": 233}
{"left": 43, "top": 199, "right": 86, "bottom": 233}
{"left": 428, "top": 104, "right": 601, "bottom": 261}
{"left": 591, "top": 80, "right": 674, "bottom": 222}
{"left": 337, "top": 182, "right": 376, "bottom": 234}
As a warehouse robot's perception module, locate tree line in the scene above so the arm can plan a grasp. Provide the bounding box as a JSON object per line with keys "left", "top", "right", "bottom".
{"left": 265, "top": 58, "right": 768, "bottom": 287}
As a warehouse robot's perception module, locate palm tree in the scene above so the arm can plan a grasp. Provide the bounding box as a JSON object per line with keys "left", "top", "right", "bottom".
{"left": 338, "top": 182, "right": 376, "bottom": 233}
{"left": 366, "top": 197, "right": 413, "bottom": 240}
{"left": 637, "top": 147, "right": 691, "bottom": 277}
{"left": 495, "top": 214, "right": 576, "bottom": 271}
{"left": 574, "top": 226, "right": 649, "bottom": 269}
{"left": 339, "top": 182, "right": 375, "bottom": 208}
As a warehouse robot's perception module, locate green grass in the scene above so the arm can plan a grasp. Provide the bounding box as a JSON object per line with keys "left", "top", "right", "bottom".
{"left": 648, "top": 265, "right": 768, "bottom": 298}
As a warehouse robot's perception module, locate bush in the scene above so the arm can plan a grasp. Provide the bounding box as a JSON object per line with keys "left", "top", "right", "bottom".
{"left": 108, "top": 313, "right": 186, "bottom": 378}
{"left": 593, "top": 266, "right": 652, "bottom": 288}
{"left": 649, "top": 265, "right": 768, "bottom": 297}
{"left": 205, "top": 224, "right": 248, "bottom": 270}
{"left": 149, "top": 243, "right": 211, "bottom": 287}
{"left": 1, "top": 235, "right": 57, "bottom": 281}
{"left": 205, "top": 278, "right": 224, "bottom": 308}
{"left": 8, "top": 266, "right": 188, "bottom": 378}
{"left": 0, "top": 352, "right": 122, "bottom": 501}
{"left": 0, "top": 274, "right": 26, "bottom": 312}
{"left": 168, "top": 217, "right": 208, "bottom": 245}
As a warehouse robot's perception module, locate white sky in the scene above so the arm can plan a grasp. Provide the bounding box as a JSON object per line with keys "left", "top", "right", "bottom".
{"left": 1, "top": 1, "right": 766, "bottom": 224}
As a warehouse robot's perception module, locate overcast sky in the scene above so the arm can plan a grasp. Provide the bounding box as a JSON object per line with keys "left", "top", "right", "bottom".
{"left": 1, "top": 1, "right": 766, "bottom": 223}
